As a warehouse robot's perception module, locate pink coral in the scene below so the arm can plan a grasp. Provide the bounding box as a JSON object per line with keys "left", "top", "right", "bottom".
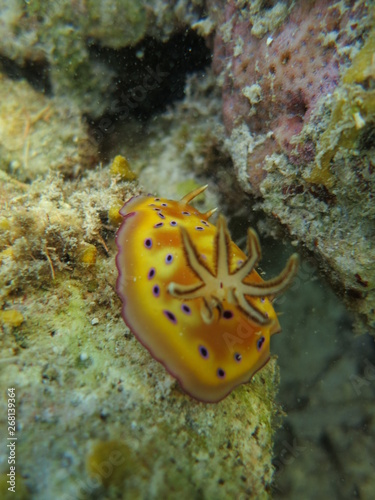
{"left": 213, "top": 0, "right": 367, "bottom": 193}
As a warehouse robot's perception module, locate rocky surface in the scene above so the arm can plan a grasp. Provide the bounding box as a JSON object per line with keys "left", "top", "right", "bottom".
{"left": 212, "top": 0, "right": 375, "bottom": 335}
{"left": 0, "top": 0, "right": 208, "bottom": 117}
{"left": 1, "top": 1, "right": 374, "bottom": 498}
{"left": 0, "top": 74, "right": 96, "bottom": 182}
{"left": 0, "top": 74, "right": 278, "bottom": 499}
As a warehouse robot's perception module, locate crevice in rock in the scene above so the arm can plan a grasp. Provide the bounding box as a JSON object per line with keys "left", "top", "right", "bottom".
{"left": 0, "top": 55, "right": 51, "bottom": 94}
{"left": 86, "top": 29, "right": 212, "bottom": 157}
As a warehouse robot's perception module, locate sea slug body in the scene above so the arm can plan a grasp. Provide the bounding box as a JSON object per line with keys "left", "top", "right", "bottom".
{"left": 116, "top": 186, "right": 299, "bottom": 402}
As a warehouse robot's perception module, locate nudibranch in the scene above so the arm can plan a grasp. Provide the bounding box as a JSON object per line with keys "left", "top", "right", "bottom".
{"left": 115, "top": 186, "right": 299, "bottom": 403}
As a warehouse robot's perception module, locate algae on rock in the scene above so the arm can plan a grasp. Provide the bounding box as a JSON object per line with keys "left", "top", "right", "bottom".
{"left": 213, "top": 0, "right": 375, "bottom": 335}
{"left": 0, "top": 73, "right": 279, "bottom": 499}
{"left": 0, "top": 74, "right": 95, "bottom": 182}
{"left": 0, "top": 0, "right": 206, "bottom": 116}
{"left": 0, "top": 164, "right": 279, "bottom": 500}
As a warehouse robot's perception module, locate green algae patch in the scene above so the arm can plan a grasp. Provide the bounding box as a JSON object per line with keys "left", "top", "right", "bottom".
{"left": 311, "top": 85, "right": 375, "bottom": 187}
{"left": 176, "top": 179, "right": 206, "bottom": 203}
{"left": 311, "top": 27, "right": 375, "bottom": 188}
{"left": 86, "top": 0, "right": 147, "bottom": 49}
{"left": 343, "top": 29, "right": 375, "bottom": 85}
{"left": 0, "top": 473, "right": 29, "bottom": 500}
{"left": 86, "top": 440, "right": 139, "bottom": 489}
{"left": 0, "top": 267, "right": 279, "bottom": 498}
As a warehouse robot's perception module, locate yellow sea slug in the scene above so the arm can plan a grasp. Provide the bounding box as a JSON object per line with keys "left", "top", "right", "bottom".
{"left": 116, "top": 186, "right": 299, "bottom": 402}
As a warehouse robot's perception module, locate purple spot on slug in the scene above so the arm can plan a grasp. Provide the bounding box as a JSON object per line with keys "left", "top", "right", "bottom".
{"left": 223, "top": 310, "right": 233, "bottom": 320}
{"left": 234, "top": 353, "right": 242, "bottom": 362}
{"left": 196, "top": 226, "right": 204, "bottom": 231}
{"left": 149, "top": 203, "right": 155, "bottom": 206}
{"left": 260, "top": 297, "right": 265, "bottom": 303}
{"left": 257, "top": 336, "right": 265, "bottom": 351}
{"left": 153, "top": 285, "right": 160, "bottom": 297}
{"left": 144, "top": 238, "right": 152, "bottom": 249}
{"left": 237, "top": 260, "right": 244, "bottom": 266}
{"left": 181, "top": 304, "right": 191, "bottom": 315}
{"left": 199, "top": 345, "right": 209, "bottom": 359}
{"left": 158, "top": 213, "right": 165, "bottom": 219}
{"left": 217, "top": 368, "right": 226, "bottom": 378}
{"left": 182, "top": 211, "right": 190, "bottom": 216}
{"left": 148, "top": 268, "right": 156, "bottom": 280}
{"left": 154, "top": 222, "right": 164, "bottom": 228}
{"left": 154, "top": 198, "right": 160, "bottom": 201}
{"left": 170, "top": 221, "right": 177, "bottom": 226}
{"left": 201, "top": 220, "right": 209, "bottom": 226}
{"left": 165, "top": 254, "right": 173, "bottom": 264}
{"left": 163, "top": 310, "right": 177, "bottom": 324}
{"left": 154, "top": 208, "right": 161, "bottom": 212}
{"left": 161, "top": 203, "right": 167, "bottom": 207}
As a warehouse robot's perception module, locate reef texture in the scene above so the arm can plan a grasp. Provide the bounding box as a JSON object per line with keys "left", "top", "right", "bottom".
{"left": 0, "top": 75, "right": 278, "bottom": 499}
{"left": 1, "top": 1, "right": 374, "bottom": 497}
{"left": 213, "top": 0, "right": 375, "bottom": 335}
{"left": 0, "top": 74, "right": 98, "bottom": 182}
{"left": 0, "top": 0, "right": 206, "bottom": 116}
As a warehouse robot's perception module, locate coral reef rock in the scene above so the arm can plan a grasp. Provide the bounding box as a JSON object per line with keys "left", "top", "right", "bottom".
{"left": 0, "top": 0, "right": 207, "bottom": 116}
{"left": 0, "top": 169, "right": 279, "bottom": 499}
{"left": 213, "top": 0, "right": 375, "bottom": 334}
{"left": 0, "top": 72, "right": 279, "bottom": 499}
{"left": 0, "top": 74, "right": 97, "bottom": 182}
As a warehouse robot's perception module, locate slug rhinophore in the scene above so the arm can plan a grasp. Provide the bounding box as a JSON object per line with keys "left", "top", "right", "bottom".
{"left": 116, "top": 186, "right": 299, "bottom": 402}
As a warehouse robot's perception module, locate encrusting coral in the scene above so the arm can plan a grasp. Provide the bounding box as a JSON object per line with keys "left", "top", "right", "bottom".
{"left": 213, "top": 0, "right": 375, "bottom": 334}
{"left": 213, "top": 0, "right": 370, "bottom": 192}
